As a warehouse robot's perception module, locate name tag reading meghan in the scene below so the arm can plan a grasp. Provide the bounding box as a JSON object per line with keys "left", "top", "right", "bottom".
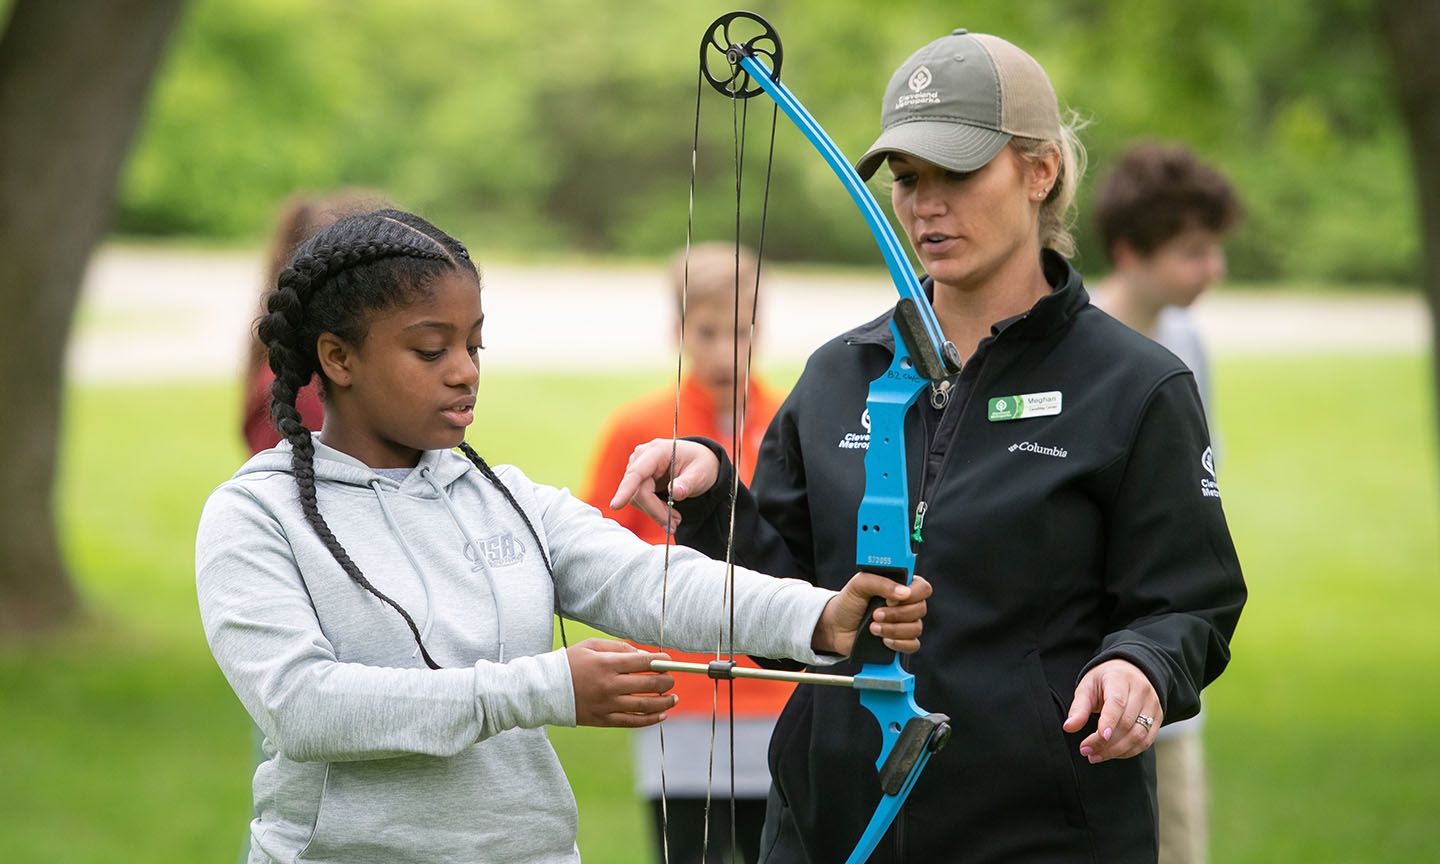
{"left": 987, "top": 391, "right": 1062, "bottom": 422}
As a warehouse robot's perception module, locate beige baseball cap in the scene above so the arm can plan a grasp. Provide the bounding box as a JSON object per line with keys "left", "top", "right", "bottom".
{"left": 856, "top": 29, "right": 1061, "bottom": 181}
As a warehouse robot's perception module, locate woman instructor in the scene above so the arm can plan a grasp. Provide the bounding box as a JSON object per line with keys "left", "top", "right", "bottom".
{"left": 613, "top": 28, "right": 1246, "bottom": 863}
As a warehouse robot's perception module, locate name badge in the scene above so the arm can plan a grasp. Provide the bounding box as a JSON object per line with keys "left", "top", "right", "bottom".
{"left": 988, "top": 391, "right": 1062, "bottom": 421}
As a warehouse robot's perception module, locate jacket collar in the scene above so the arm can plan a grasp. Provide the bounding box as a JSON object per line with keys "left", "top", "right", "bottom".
{"left": 845, "top": 249, "right": 1089, "bottom": 352}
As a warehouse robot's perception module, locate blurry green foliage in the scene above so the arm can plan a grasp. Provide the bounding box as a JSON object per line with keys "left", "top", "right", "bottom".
{"left": 108, "top": 0, "right": 1416, "bottom": 283}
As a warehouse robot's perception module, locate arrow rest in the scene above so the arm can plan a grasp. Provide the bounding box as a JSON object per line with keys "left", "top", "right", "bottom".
{"left": 700, "top": 11, "right": 783, "bottom": 98}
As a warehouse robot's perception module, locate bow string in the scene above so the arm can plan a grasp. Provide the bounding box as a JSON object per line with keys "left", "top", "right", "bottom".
{"left": 650, "top": 11, "right": 958, "bottom": 863}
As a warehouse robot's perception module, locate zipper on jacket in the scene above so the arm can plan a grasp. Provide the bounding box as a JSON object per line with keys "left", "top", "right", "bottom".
{"left": 915, "top": 345, "right": 994, "bottom": 514}
{"left": 929, "top": 379, "right": 953, "bottom": 410}
{"left": 907, "top": 298, "right": 1013, "bottom": 552}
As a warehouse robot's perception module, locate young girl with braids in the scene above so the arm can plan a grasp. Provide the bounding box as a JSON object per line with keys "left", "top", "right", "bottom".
{"left": 195, "top": 208, "right": 930, "bottom": 864}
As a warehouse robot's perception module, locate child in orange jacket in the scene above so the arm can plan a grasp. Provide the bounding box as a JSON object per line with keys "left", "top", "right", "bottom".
{"left": 581, "top": 243, "right": 787, "bottom": 864}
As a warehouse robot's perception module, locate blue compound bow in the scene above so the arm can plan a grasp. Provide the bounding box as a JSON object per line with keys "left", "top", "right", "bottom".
{"left": 651, "top": 11, "right": 960, "bottom": 862}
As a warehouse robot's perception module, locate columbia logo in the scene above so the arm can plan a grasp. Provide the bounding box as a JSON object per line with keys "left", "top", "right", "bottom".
{"left": 1009, "top": 441, "right": 1068, "bottom": 458}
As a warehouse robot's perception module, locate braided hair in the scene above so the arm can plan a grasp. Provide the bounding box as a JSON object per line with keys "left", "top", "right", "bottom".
{"left": 256, "top": 208, "right": 560, "bottom": 668}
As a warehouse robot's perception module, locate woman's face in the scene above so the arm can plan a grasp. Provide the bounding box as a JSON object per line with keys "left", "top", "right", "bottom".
{"left": 318, "top": 270, "right": 484, "bottom": 468}
{"left": 888, "top": 147, "right": 1050, "bottom": 291}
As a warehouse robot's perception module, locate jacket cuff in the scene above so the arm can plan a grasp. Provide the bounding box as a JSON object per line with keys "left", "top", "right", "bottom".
{"left": 473, "top": 649, "right": 576, "bottom": 738}
{"left": 1079, "top": 641, "right": 1173, "bottom": 718}
{"left": 760, "top": 579, "right": 840, "bottom": 667}
{"left": 674, "top": 436, "right": 734, "bottom": 523}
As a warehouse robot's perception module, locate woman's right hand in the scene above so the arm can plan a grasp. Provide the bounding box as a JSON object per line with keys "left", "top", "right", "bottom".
{"left": 608, "top": 438, "right": 720, "bottom": 533}
{"left": 567, "top": 638, "right": 676, "bottom": 728}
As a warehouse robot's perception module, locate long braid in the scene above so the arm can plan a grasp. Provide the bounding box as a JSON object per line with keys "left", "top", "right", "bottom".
{"left": 291, "top": 428, "right": 443, "bottom": 670}
{"left": 457, "top": 441, "right": 569, "bottom": 648}
{"left": 257, "top": 209, "right": 478, "bottom": 669}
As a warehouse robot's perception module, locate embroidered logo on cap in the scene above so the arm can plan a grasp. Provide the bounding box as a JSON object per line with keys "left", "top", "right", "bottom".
{"left": 898, "top": 64, "right": 941, "bottom": 109}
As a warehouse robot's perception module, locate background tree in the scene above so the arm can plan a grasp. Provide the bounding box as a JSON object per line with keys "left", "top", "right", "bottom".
{"left": 110, "top": 0, "right": 1421, "bottom": 286}
{"left": 1377, "top": 0, "right": 1440, "bottom": 442}
{"left": 0, "top": 0, "right": 185, "bottom": 632}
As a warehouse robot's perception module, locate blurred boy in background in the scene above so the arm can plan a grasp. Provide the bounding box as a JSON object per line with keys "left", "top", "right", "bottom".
{"left": 1090, "top": 142, "right": 1243, "bottom": 864}
{"left": 582, "top": 243, "right": 786, "bottom": 864}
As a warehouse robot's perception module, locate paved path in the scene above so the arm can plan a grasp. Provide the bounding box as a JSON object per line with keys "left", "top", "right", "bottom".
{"left": 69, "top": 245, "right": 1432, "bottom": 384}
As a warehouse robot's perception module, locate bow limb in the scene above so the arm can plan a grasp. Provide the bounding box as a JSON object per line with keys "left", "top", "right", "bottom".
{"left": 728, "top": 52, "right": 961, "bottom": 379}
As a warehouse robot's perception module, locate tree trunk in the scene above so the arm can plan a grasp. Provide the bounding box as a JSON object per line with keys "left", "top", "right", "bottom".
{"left": 0, "top": 0, "right": 184, "bottom": 633}
{"left": 1377, "top": 0, "right": 1440, "bottom": 447}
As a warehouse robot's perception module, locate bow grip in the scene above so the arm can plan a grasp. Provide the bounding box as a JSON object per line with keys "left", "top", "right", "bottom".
{"left": 850, "top": 565, "right": 909, "bottom": 665}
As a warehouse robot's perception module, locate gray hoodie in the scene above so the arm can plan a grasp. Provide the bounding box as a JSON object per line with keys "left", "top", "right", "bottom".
{"left": 196, "top": 438, "right": 835, "bottom": 863}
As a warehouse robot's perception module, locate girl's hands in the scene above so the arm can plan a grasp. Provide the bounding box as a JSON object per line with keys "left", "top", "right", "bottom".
{"left": 608, "top": 439, "right": 720, "bottom": 533}
{"left": 813, "top": 573, "right": 932, "bottom": 656}
{"left": 567, "top": 639, "right": 676, "bottom": 728}
{"left": 1062, "top": 659, "right": 1163, "bottom": 762}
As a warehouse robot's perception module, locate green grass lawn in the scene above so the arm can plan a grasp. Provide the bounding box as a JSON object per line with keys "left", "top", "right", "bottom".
{"left": 0, "top": 353, "right": 1435, "bottom": 862}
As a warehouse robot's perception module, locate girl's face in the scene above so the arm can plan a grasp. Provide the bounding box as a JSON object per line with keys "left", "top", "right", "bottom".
{"left": 888, "top": 147, "right": 1051, "bottom": 291}
{"left": 318, "top": 270, "right": 484, "bottom": 468}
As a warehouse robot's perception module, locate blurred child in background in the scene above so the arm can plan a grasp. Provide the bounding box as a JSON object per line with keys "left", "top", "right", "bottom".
{"left": 1090, "top": 141, "right": 1244, "bottom": 864}
{"left": 582, "top": 243, "right": 787, "bottom": 864}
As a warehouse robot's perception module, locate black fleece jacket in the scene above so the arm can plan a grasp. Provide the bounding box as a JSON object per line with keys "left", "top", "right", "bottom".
{"left": 675, "top": 252, "right": 1246, "bottom": 863}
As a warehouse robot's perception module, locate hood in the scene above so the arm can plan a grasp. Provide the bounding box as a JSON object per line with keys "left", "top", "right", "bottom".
{"left": 236, "top": 433, "right": 511, "bottom": 663}
{"left": 236, "top": 435, "right": 479, "bottom": 495}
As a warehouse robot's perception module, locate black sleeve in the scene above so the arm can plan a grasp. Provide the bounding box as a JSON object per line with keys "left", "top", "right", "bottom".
{"left": 673, "top": 392, "right": 816, "bottom": 586}
{"left": 1083, "top": 372, "right": 1247, "bottom": 722}
{"left": 674, "top": 401, "right": 820, "bottom": 673}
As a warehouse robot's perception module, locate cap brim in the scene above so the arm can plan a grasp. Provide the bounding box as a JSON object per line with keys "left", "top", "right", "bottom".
{"left": 855, "top": 121, "right": 1012, "bottom": 180}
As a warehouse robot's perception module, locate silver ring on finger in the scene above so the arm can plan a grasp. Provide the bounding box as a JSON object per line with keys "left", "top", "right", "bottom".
{"left": 1134, "top": 713, "right": 1154, "bottom": 732}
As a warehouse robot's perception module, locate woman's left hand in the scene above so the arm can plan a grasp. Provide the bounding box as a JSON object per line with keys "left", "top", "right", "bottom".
{"left": 1062, "top": 659, "right": 1163, "bottom": 763}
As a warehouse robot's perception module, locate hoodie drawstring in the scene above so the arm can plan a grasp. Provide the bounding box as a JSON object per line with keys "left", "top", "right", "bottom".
{"left": 368, "top": 479, "right": 441, "bottom": 659}
{"left": 420, "top": 467, "right": 509, "bottom": 664}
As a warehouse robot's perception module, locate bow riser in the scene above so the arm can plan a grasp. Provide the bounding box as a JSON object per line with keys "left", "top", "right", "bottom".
{"left": 850, "top": 320, "right": 923, "bottom": 669}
